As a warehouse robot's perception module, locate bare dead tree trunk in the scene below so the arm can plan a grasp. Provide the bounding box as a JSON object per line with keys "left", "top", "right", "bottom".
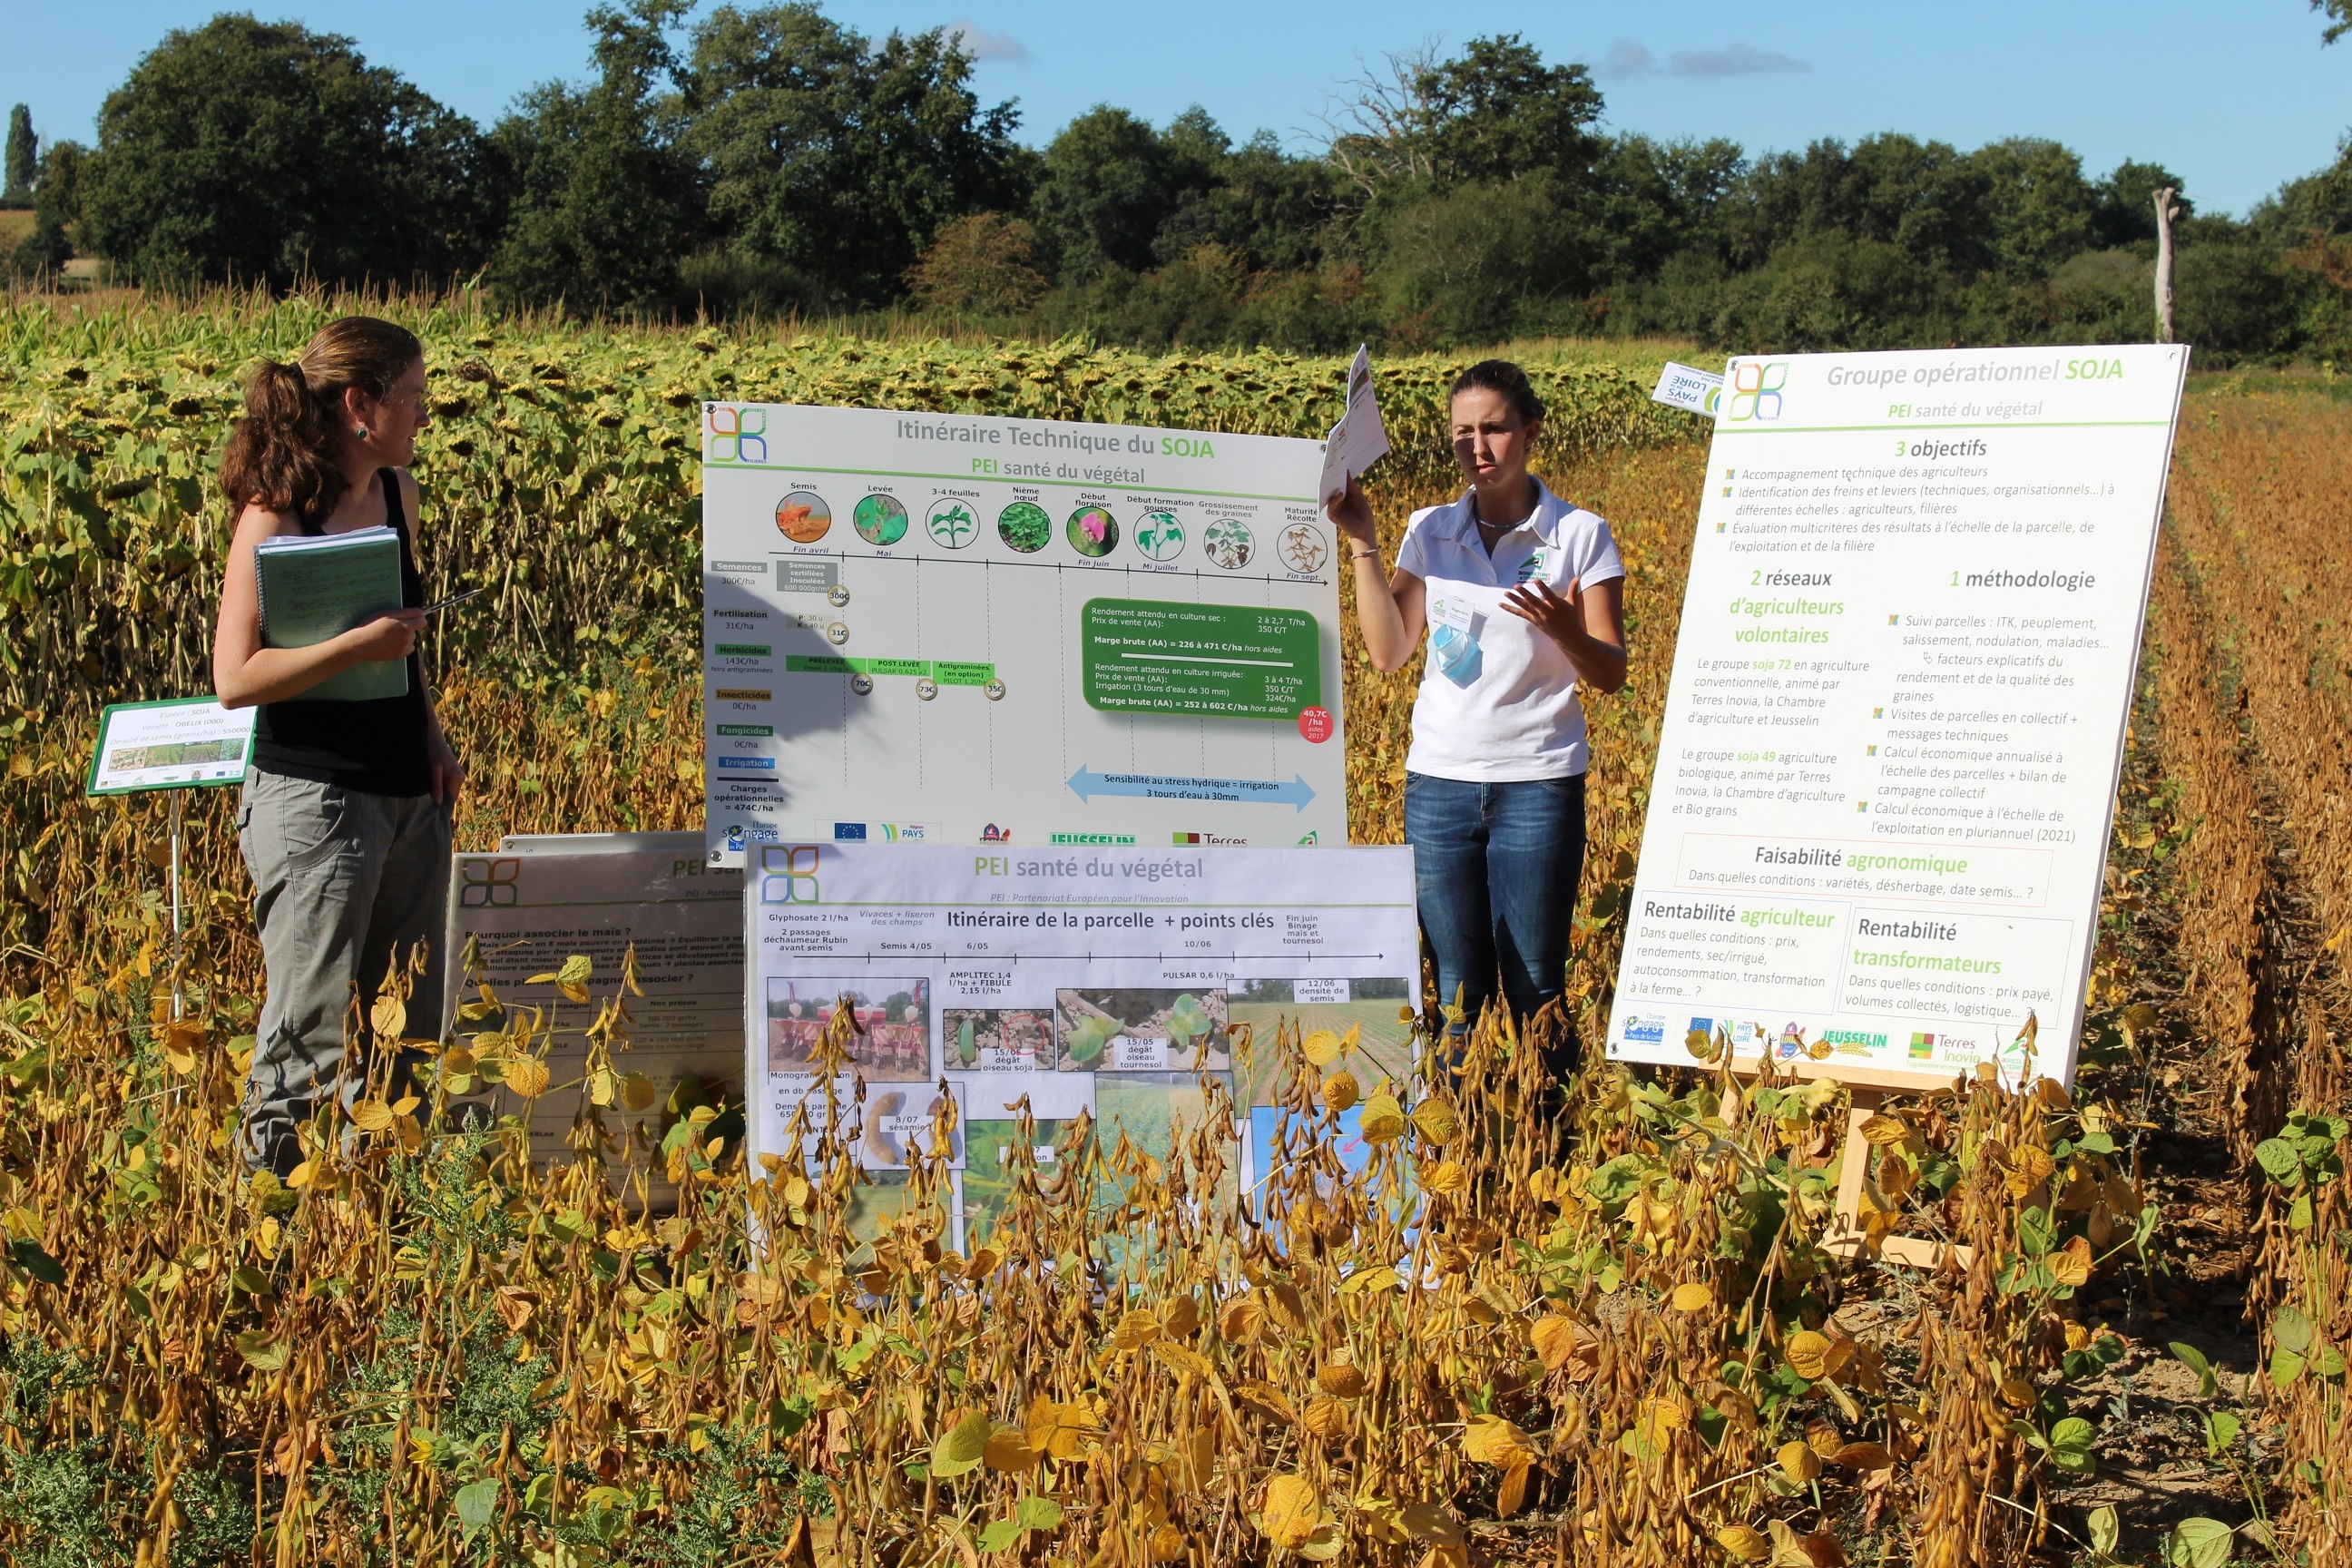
{"left": 2153, "top": 186, "right": 2180, "bottom": 344}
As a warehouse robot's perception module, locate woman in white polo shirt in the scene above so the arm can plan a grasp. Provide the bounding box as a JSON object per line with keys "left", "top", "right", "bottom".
{"left": 1328, "top": 360, "right": 1627, "bottom": 1073}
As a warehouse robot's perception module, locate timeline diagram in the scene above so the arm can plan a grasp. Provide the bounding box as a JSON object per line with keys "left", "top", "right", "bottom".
{"left": 701, "top": 403, "right": 1349, "bottom": 858}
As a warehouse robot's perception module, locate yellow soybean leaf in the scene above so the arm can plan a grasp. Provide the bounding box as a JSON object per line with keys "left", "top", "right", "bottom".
{"left": 1150, "top": 1339, "right": 1212, "bottom": 1380}
{"left": 1235, "top": 1379, "right": 1298, "bottom": 1426}
{"left": 2050, "top": 1236, "right": 2093, "bottom": 1289}
{"left": 1303, "top": 1029, "right": 1342, "bottom": 1066}
{"left": 1530, "top": 1314, "right": 1585, "bottom": 1373}
{"left": 1777, "top": 1440, "right": 1822, "bottom": 1484}
{"left": 1302, "top": 1395, "right": 1351, "bottom": 1441}
{"left": 1461, "top": 1414, "right": 1536, "bottom": 1468}
{"left": 1784, "top": 1330, "right": 1832, "bottom": 1382}
{"left": 1161, "top": 1293, "right": 1200, "bottom": 1338}
{"left": 1858, "top": 1114, "right": 1910, "bottom": 1146}
{"left": 348, "top": 1100, "right": 394, "bottom": 1133}
{"left": 619, "top": 1073, "right": 657, "bottom": 1112}
{"left": 1358, "top": 1094, "right": 1406, "bottom": 1143}
{"left": 1114, "top": 1308, "right": 1163, "bottom": 1348}
{"left": 1410, "top": 1098, "right": 1460, "bottom": 1146}
{"left": 161, "top": 1020, "right": 203, "bottom": 1075}
{"left": 505, "top": 1056, "right": 551, "bottom": 1098}
{"left": 1220, "top": 1297, "right": 1265, "bottom": 1344}
{"left": 982, "top": 1427, "right": 1038, "bottom": 1470}
{"left": 1259, "top": 1475, "right": 1322, "bottom": 1550}
{"left": 1717, "top": 1524, "right": 1771, "bottom": 1563}
{"left": 1423, "top": 1159, "right": 1470, "bottom": 1196}
{"left": 1321, "top": 1070, "right": 1359, "bottom": 1112}
{"left": 1671, "top": 1282, "right": 1716, "bottom": 1313}
{"left": 369, "top": 995, "right": 407, "bottom": 1039}
{"left": 1831, "top": 1441, "right": 1894, "bottom": 1471}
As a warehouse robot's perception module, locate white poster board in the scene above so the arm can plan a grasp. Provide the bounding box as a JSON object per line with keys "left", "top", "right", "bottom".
{"left": 440, "top": 834, "right": 745, "bottom": 1155}
{"left": 743, "top": 842, "right": 1416, "bottom": 1249}
{"left": 1607, "top": 345, "right": 2189, "bottom": 1088}
{"left": 699, "top": 403, "right": 1347, "bottom": 860}
{"left": 85, "top": 697, "right": 255, "bottom": 795}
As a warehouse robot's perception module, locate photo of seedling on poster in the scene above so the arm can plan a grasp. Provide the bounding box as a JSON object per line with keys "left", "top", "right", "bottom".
{"left": 942, "top": 1006, "right": 1054, "bottom": 1070}
{"left": 767, "top": 979, "right": 930, "bottom": 1080}
{"left": 1054, "top": 987, "right": 1230, "bottom": 1072}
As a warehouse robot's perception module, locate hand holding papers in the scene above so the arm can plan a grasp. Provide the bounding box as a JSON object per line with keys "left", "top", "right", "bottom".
{"left": 1318, "top": 345, "right": 1391, "bottom": 503}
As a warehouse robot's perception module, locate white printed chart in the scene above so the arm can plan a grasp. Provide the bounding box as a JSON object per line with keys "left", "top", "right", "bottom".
{"left": 700, "top": 403, "right": 1347, "bottom": 859}
{"left": 743, "top": 842, "right": 1417, "bottom": 1250}
{"left": 440, "top": 834, "right": 745, "bottom": 1171}
{"left": 1607, "top": 346, "right": 2188, "bottom": 1088}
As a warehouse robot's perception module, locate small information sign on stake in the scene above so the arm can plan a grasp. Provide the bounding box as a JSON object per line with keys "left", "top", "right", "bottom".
{"left": 85, "top": 697, "right": 257, "bottom": 1019}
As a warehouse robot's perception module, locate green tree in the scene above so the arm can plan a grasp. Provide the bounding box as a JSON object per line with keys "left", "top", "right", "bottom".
{"left": 487, "top": 0, "right": 702, "bottom": 311}
{"left": 2090, "top": 160, "right": 2190, "bottom": 249}
{"left": 10, "top": 141, "right": 83, "bottom": 276}
{"left": 2318, "top": 0, "right": 2352, "bottom": 44}
{"left": 1030, "top": 106, "right": 1201, "bottom": 282}
{"left": 1966, "top": 138, "right": 2097, "bottom": 279}
{"left": 3, "top": 106, "right": 34, "bottom": 205}
{"left": 682, "top": 3, "right": 1026, "bottom": 310}
{"left": 75, "top": 15, "right": 495, "bottom": 289}
{"left": 1412, "top": 35, "right": 1604, "bottom": 194}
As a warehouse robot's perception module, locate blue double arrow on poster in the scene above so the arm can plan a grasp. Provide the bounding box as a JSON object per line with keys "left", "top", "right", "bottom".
{"left": 1065, "top": 765, "right": 1316, "bottom": 810}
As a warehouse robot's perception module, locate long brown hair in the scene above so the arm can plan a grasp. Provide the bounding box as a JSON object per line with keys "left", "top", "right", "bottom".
{"left": 220, "top": 317, "right": 423, "bottom": 524}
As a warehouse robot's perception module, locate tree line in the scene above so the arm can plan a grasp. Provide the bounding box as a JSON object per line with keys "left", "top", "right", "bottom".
{"left": 9, "top": 1, "right": 2352, "bottom": 360}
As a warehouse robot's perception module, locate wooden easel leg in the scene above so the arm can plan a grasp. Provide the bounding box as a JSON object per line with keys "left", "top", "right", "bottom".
{"left": 1821, "top": 1088, "right": 1971, "bottom": 1270}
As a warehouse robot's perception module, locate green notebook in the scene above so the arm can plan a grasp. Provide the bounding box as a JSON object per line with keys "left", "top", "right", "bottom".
{"left": 255, "top": 526, "right": 410, "bottom": 702}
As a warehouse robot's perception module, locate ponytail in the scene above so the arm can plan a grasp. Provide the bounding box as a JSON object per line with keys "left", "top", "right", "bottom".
{"left": 220, "top": 316, "right": 424, "bottom": 524}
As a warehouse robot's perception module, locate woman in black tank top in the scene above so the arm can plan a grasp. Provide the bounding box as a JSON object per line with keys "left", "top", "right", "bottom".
{"left": 211, "top": 317, "right": 466, "bottom": 1175}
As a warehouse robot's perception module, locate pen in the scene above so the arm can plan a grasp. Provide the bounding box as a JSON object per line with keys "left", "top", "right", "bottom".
{"left": 421, "top": 587, "right": 485, "bottom": 616}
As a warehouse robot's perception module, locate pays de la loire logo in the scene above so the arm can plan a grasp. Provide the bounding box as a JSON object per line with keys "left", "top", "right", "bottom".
{"left": 458, "top": 857, "right": 521, "bottom": 907}
{"left": 707, "top": 405, "right": 768, "bottom": 463}
{"left": 759, "top": 845, "right": 820, "bottom": 904}
{"left": 1727, "top": 362, "right": 1788, "bottom": 422}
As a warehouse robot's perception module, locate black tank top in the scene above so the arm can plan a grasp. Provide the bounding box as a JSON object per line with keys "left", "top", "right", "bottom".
{"left": 250, "top": 469, "right": 432, "bottom": 797}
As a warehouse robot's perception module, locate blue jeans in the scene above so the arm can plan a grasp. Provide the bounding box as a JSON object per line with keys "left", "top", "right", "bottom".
{"left": 1405, "top": 771, "right": 1586, "bottom": 1070}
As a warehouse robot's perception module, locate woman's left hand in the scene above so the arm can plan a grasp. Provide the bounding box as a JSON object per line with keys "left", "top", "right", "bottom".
{"left": 1501, "top": 576, "right": 1584, "bottom": 649}
{"left": 426, "top": 733, "right": 466, "bottom": 808}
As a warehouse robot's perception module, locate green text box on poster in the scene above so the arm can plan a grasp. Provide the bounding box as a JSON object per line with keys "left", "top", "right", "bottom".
{"left": 1081, "top": 599, "right": 1321, "bottom": 720}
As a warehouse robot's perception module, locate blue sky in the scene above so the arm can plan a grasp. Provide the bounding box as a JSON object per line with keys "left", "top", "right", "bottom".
{"left": 7, "top": 2, "right": 2348, "bottom": 216}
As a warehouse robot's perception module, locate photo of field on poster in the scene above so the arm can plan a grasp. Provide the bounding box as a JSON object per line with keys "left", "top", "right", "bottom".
{"left": 1055, "top": 988, "right": 1230, "bottom": 1072}
{"left": 961, "top": 1117, "right": 1077, "bottom": 1249}
{"left": 767, "top": 979, "right": 930, "bottom": 1080}
{"left": 941, "top": 1006, "right": 1054, "bottom": 1071}
{"left": 1229, "top": 978, "right": 1415, "bottom": 1106}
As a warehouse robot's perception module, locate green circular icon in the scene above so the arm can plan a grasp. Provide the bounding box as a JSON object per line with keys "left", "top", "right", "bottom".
{"left": 1067, "top": 505, "right": 1118, "bottom": 557}
{"left": 853, "top": 493, "right": 908, "bottom": 545}
{"left": 1135, "top": 510, "right": 1184, "bottom": 562}
{"left": 1203, "top": 517, "right": 1254, "bottom": 570}
{"left": 926, "top": 497, "right": 982, "bottom": 549}
{"left": 998, "top": 501, "right": 1052, "bottom": 554}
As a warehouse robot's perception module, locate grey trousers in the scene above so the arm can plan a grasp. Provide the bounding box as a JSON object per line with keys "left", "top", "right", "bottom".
{"left": 237, "top": 769, "right": 450, "bottom": 1174}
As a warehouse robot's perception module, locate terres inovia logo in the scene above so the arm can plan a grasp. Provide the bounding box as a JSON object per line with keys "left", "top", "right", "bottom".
{"left": 706, "top": 405, "right": 767, "bottom": 463}
{"left": 1727, "top": 361, "right": 1788, "bottom": 422}
{"left": 457, "top": 857, "right": 520, "bottom": 907}
{"left": 759, "top": 845, "right": 820, "bottom": 905}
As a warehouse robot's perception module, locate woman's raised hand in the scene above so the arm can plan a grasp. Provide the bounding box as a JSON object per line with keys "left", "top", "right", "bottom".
{"left": 1326, "top": 475, "right": 1378, "bottom": 548}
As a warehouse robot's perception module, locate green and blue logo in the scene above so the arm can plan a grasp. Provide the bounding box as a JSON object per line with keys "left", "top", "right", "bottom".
{"left": 707, "top": 405, "right": 768, "bottom": 463}
{"left": 1727, "top": 362, "right": 1787, "bottom": 423}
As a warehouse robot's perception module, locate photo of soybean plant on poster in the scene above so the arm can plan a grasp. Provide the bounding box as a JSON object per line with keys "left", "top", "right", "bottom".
{"left": 766, "top": 979, "right": 930, "bottom": 1080}
{"left": 1054, "top": 987, "right": 1230, "bottom": 1072}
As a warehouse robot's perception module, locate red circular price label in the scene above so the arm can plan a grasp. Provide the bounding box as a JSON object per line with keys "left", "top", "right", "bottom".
{"left": 1297, "top": 706, "right": 1334, "bottom": 743}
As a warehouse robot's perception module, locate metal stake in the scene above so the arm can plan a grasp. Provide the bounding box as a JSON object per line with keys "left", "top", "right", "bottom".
{"left": 169, "top": 788, "right": 184, "bottom": 1021}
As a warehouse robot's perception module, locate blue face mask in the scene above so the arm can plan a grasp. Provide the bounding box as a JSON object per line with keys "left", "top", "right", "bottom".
{"left": 1430, "top": 622, "right": 1483, "bottom": 687}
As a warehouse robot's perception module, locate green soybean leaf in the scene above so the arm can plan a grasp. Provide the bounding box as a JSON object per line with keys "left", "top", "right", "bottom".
{"left": 8, "top": 1238, "right": 65, "bottom": 1286}
{"left": 2166, "top": 1518, "right": 2234, "bottom": 1568}
{"left": 2048, "top": 1416, "right": 2096, "bottom": 1475}
{"left": 2168, "top": 1341, "right": 2218, "bottom": 1399}
{"left": 2274, "top": 1308, "right": 2314, "bottom": 1355}
{"left": 2253, "top": 1138, "right": 2302, "bottom": 1183}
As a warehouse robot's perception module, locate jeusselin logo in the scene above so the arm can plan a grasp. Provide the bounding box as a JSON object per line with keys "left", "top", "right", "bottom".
{"left": 759, "top": 845, "right": 820, "bottom": 904}
{"left": 707, "top": 405, "right": 768, "bottom": 463}
{"left": 458, "top": 858, "right": 520, "bottom": 907}
{"left": 1727, "top": 361, "right": 1788, "bottom": 422}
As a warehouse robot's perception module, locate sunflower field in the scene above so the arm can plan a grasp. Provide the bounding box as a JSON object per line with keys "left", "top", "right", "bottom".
{"left": 0, "top": 289, "right": 2344, "bottom": 1566}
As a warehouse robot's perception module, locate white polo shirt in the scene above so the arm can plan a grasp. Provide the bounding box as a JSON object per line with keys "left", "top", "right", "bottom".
{"left": 1392, "top": 479, "right": 1625, "bottom": 782}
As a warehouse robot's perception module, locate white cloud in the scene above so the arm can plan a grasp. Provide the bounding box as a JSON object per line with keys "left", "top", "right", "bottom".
{"left": 1602, "top": 38, "right": 1811, "bottom": 80}
{"left": 947, "top": 21, "right": 1029, "bottom": 62}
